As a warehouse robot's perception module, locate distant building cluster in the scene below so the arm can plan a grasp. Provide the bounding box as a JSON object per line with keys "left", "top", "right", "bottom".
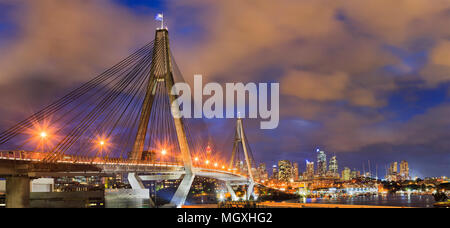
{"left": 264, "top": 148, "right": 412, "bottom": 184}
{"left": 385, "top": 160, "right": 410, "bottom": 181}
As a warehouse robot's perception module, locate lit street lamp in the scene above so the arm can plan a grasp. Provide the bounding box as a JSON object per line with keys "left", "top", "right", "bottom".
{"left": 40, "top": 131, "right": 47, "bottom": 153}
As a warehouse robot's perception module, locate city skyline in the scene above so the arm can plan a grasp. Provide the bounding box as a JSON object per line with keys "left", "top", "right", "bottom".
{"left": 267, "top": 147, "right": 419, "bottom": 180}
{"left": 0, "top": 0, "right": 449, "bottom": 178}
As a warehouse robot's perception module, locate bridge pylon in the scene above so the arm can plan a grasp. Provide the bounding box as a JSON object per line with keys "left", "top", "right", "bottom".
{"left": 129, "top": 28, "right": 193, "bottom": 174}
{"left": 128, "top": 28, "right": 194, "bottom": 207}
{"left": 230, "top": 118, "right": 256, "bottom": 200}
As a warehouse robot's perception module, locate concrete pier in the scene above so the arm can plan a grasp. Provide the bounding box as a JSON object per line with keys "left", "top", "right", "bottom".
{"left": 6, "top": 176, "right": 30, "bottom": 208}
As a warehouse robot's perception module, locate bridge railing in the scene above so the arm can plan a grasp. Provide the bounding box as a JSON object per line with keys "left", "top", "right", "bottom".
{"left": 0, "top": 151, "right": 247, "bottom": 175}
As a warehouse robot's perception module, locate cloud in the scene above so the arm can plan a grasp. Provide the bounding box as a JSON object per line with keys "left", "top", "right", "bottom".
{"left": 0, "top": 0, "right": 154, "bottom": 121}
{"left": 421, "top": 39, "right": 450, "bottom": 85}
{"left": 0, "top": 0, "right": 155, "bottom": 87}
{"left": 0, "top": 0, "right": 449, "bottom": 176}
{"left": 281, "top": 71, "right": 349, "bottom": 102}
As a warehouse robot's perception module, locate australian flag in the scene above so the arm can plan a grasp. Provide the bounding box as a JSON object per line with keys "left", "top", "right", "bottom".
{"left": 155, "top": 13, "right": 163, "bottom": 21}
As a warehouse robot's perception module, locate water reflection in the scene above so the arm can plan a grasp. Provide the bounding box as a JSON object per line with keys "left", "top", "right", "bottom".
{"left": 306, "top": 194, "right": 434, "bottom": 208}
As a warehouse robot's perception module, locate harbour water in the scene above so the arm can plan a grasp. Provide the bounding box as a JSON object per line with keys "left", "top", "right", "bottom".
{"left": 104, "top": 194, "right": 437, "bottom": 208}
{"left": 301, "top": 194, "right": 436, "bottom": 208}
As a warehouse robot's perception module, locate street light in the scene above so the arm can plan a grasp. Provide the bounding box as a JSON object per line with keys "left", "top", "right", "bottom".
{"left": 97, "top": 139, "right": 108, "bottom": 162}
{"left": 99, "top": 141, "right": 105, "bottom": 159}
{"left": 40, "top": 131, "right": 48, "bottom": 153}
{"left": 161, "top": 149, "right": 167, "bottom": 155}
{"left": 40, "top": 132, "right": 47, "bottom": 139}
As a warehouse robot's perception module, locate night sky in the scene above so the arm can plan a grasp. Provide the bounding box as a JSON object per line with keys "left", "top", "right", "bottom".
{"left": 0, "top": 0, "right": 449, "bottom": 178}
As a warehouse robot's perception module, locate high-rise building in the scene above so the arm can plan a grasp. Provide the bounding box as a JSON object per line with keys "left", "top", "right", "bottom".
{"left": 278, "top": 160, "right": 293, "bottom": 182}
{"left": 329, "top": 156, "right": 338, "bottom": 175}
{"left": 305, "top": 160, "right": 314, "bottom": 180}
{"left": 351, "top": 170, "right": 360, "bottom": 179}
{"left": 399, "top": 160, "right": 410, "bottom": 181}
{"left": 271, "top": 165, "right": 278, "bottom": 180}
{"left": 341, "top": 167, "right": 351, "bottom": 181}
{"left": 257, "top": 163, "right": 269, "bottom": 181}
{"left": 389, "top": 162, "right": 398, "bottom": 175}
{"left": 293, "top": 162, "right": 299, "bottom": 181}
{"left": 386, "top": 162, "right": 399, "bottom": 181}
{"left": 316, "top": 149, "right": 327, "bottom": 176}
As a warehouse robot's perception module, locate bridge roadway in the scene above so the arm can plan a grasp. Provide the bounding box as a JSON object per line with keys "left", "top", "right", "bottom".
{"left": 0, "top": 150, "right": 250, "bottom": 208}
{"left": 0, "top": 150, "right": 247, "bottom": 181}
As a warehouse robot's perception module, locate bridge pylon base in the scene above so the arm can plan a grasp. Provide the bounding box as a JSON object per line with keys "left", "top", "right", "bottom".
{"left": 127, "top": 173, "right": 155, "bottom": 207}
{"left": 246, "top": 181, "right": 256, "bottom": 200}
{"left": 168, "top": 174, "right": 195, "bottom": 208}
{"left": 226, "top": 182, "right": 238, "bottom": 201}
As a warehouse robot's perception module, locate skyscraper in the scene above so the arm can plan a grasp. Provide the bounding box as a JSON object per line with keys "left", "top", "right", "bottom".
{"left": 293, "top": 162, "right": 299, "bottom": 181}
{"left": 329, "top": 156, "right": 338, "bottom": 175}
{"left": 351, "top": 170, "right": 360, "bottom": 179}
{"left": 399, "top": 160, "right": 410, "bottom": 181}
{"left": 386, "top": 162, "right": 399, "bottom": 181}
{"left": 257, "top": 163, "right": 269, "bottom": 181}
{"left": 341, "top": 167, "right": 351, "bottom": 181}
{"left": 272, "top": 165, "right": 278, "bottom": 180}
{"left": 316, "top": 149, "right": 327, "bottom": 176}
{"left": 389, "top": 162, "right": 398, "bottom": 175}
{"left": 305, "top": 160, "right": 314, "bottom": 180}
{"left": 278, "top": 160, "right": 293, "bottom": 182}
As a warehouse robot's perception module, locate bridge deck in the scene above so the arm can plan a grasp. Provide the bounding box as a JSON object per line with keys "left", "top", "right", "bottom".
{"left": 0, "top": 151, "right": 248, "bottom": 182}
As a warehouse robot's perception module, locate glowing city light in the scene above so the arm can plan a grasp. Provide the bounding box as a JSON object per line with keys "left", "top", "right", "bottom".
{"left": 205, "top": 160, "right": 210, "bottom": 165}
{"left": 100, "top": 141, "right": 105, "bottom": 146}
{"left": 194, "top": 157, "right": 199, "bottom": 161}
{"left": 214, "top": 163, "right": 218, "bottom": 167}
{"left": 161, "top": 149, "right": 167, "bottom": 155}
{"left": 40, "top": 132, "right": 47, "bottom": 138}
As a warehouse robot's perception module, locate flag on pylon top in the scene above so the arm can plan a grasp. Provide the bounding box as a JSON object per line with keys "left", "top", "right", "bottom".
{"left": 155, "top": 13, "right": 163, "bottom": 21}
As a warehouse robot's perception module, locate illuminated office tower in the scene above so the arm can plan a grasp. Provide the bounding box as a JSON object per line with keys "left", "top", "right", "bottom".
{"left": 351, "top": 170, "right": 360, "bottom": 179}
{"left": 316, "top": 149, "right": 327, "bottom": 176}
{"left": 399, "top": 160, "right": 410, "bottom": 181}
{"left": 272, "top": 165, "right": 278, "bottom": 180}
{"left": 341, "top": 167, "right": 351, "bottom": 181}
{"left": 293, "top": 162, "right": 299, "bottom": 181}
{"left": 389, "top": 162, "right": 398, "bottom": 175}
{"left": 257, "top": 163, "right": 269, "bottom": 181}
{"left": 386, "top": 162, "right": 399, "bottom": 181}
{"left": 278, "top": 160, "right": 293, "bottom": 182}
{"left": 329, "top": 156, "right": 338, "bottom": 175}
{"left": 305, "top": 160, "right": 314, "bottom": 180}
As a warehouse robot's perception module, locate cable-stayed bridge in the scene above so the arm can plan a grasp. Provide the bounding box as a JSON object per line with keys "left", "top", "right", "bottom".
{"left": 0, "top": 28, "right": 259, "bottom": 208}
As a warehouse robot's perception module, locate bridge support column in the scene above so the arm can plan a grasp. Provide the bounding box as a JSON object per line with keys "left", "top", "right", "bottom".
{"left": 226, "top": 182, "right": 238, "bottom": 201}
{"left": 169, "top": 174, "right": 195, "bottom": 208}
{"left": 127, "top": 173, "right": 155, "bottom": 208}
{"left": 6, "top": 176, "right": 30, "bottom": 208}
{"left": 246, "top": 181, "right": 255, "bottom": 200}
